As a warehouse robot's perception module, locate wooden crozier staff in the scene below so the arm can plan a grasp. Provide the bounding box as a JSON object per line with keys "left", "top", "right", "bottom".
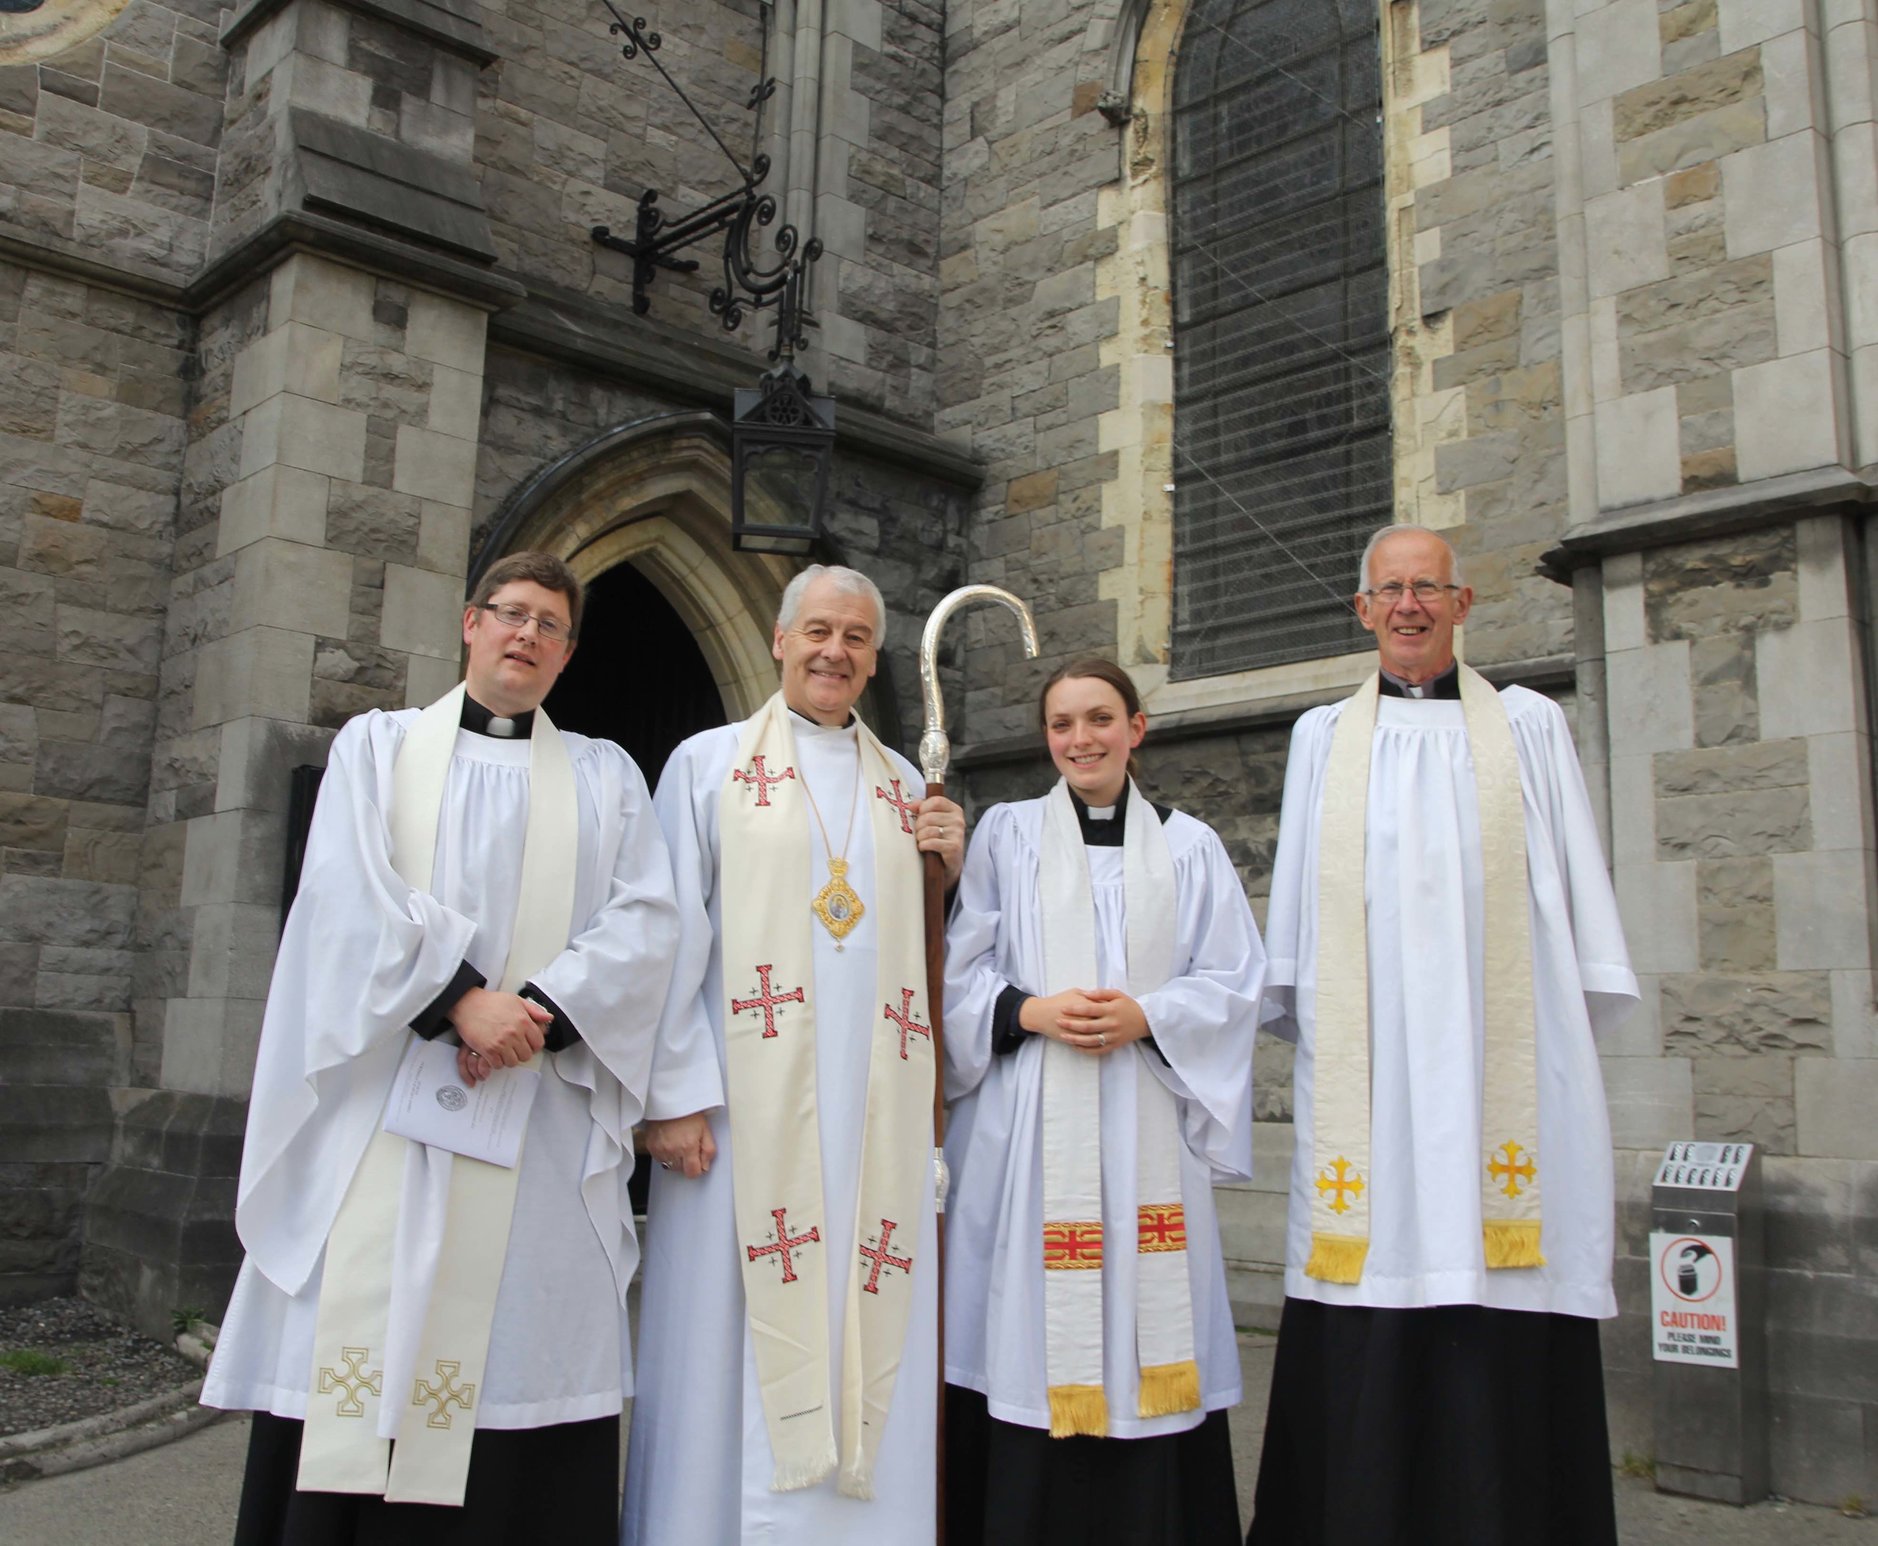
{"left": 917, "top": 585, "right": 1038, "bottom": 1543}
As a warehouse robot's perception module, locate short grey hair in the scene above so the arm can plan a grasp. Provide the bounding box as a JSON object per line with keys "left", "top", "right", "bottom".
{"left": 1358, "top": 523, "right": 1465, "bottom": 592}
{"left": 775, "top": 564, "right": 888, "bottom": 648}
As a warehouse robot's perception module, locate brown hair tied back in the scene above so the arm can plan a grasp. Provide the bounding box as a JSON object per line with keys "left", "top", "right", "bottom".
{"left": 470, "top": 551, "right": 585, "bottom": 642}
{"left": 1038, "top": 656, "right": 1146, "bottom": 784}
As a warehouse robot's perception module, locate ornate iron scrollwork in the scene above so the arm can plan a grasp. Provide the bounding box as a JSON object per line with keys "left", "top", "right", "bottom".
{"left": 590, "top": 6, "right": 822, "bottom": 362}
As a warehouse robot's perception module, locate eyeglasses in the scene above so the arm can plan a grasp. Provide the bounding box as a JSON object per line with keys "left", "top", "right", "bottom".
{"left": 1362, "top": 581, "right": 1461, "bottom": 607}
{"left": 479, "top": 602, "right": 573, "bottom": 642}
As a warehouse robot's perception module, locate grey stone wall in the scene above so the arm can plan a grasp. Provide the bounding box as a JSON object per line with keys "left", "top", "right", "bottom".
{"left": 0, "top": 260, "right": 187, "bottom": 1305}
{"left": 0, "top": 0, "right": 226, "bottom": 276}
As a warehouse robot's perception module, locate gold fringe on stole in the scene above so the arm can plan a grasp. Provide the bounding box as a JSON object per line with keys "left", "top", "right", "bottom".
{"left": 1304, "top": 1232, "right": 1369, "bottom": 1285}
{"left": 1482, "top": 1219, "right": 1546, "bottom": 1269}
{"left": 1048, "top": 1383, "right": 1109, "bottom": 1438}
{"left": 1136, "top": 1360, "right": 1201, "bottom": 1419}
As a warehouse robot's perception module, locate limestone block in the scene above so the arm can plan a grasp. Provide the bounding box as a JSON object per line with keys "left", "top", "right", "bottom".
{"left": 185, "top": 901, "right": 282, "bottom": 1001}
{"left": 1577, "top": 1, "right": 1668, "bottom": 104}
{"left": 1759, "top": 617, "right": 1864, "bottom": 739}
{"left": 415, "top": 500, "right": 470, "bottom": 576}
{"left": 404, "top": 651, "right": 460, "bottom": 707}
{"left": 190, "top": 626, "right": 315, "bottom": 729}
{"left": 238, "top": 392, "right": 368, "bottom": 484}
{"left": 1609, "top": 751, "right": 1657, "bottom": 862}
{"left": 380, "top": 563, "right": 463, "bottom": 661}
{"left": 53, "top": 603, "right": 161, "bottom": 674}
{"left": 1760, "top": 27, "right": 1825, "bottom": 140}
{"left": 426, "top": 363, "right": 481, "bottom": 441}
{"left": 1842, "top": 228, "right": 1878, "bottom": 354}
{"left": 403, "top": 290, "right": 486, "bottom": 374}
{"left": 229, "top": 538, "right": 353, "bottom": 642}
{"left": 1830, "top": 967, "right": 1877, "bottom": 1059}
{"left": 1580, "top": 95, "right": 1618, "bottom": 200}
{"left": 1773, "top": 237, "right": 1840, "bottom": 356}
{"left": 1601, "top": 1054, "right": 1695, "bottom": 1149}
{"left": 1603, "top": 551, "right": 1647, "bottom": 653}
{"left": 1717, "top": 0, "right": 1809, "bottom": 54}
{"left": 1661, "top": 969, "right": 1831, "bottom": 1053}
{"left": 213, "top": 716, "right": 333, "bottom": 814}
{"left": 1613, "top": 48, "right": 1763, "bottom": 143}
{"left": 268, "top": 254, "right": 376, "bottom": 342}
{"left": 159, "top": 994, "right": 267, "bottom": 1100}
{"left": 1655, "top": 737, "right": 1807, "bottom": 794}
{"left": 1605, "top": 638, "right": 1693, "bottom": 752}
{"left": 1723, "top": 131, "right": 1829, "bottom": 257}
{"left": 0, "top": 875, "right": 136, "bottom": 950}
{"left": 1614, "top": 859, "right": 1700, "bottom": 974}
{"left": 1734, "top": 348, "right": 1847, "bottom": 479}
{"left": 1696, "top": 854, "right": 1777, "bottom": 971}
{"left": 1795, "top": 1057, "right": 1878, "bottom": 1157}
{"left": 1690, "top": 635, "right": 1759, "bottom": 746}
{"left": 1806, "top": 730, "right": 1873, "bottom": 852}
{"left": 228, "top": 322, "right": 343, "bottom": 418}
{"left": 400, "top": 97, "right": 474, "bottom": 162}
{"left": 1594, "top": 386, "right": 1681, "bottom": 507}
{"left": 391, "top": 424, "right": 476, "bottom": 507}
{"left": 216, "top": 463, "right": 330, "bottom": 556}
{"left": 1774, "top": 848, "right": 1876, "bottom": 970}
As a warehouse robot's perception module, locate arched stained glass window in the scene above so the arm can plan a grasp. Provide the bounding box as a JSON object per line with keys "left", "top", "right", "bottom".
{"left": 1170, "top": 0, "right": 1390, "bottom": 676}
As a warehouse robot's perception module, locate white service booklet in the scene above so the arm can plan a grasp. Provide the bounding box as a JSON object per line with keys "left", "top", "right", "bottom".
{"left": 383, "top": 1037, "right": 541, "bottom": 1168}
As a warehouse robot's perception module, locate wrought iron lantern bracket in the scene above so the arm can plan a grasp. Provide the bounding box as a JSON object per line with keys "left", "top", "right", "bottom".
{"left": 590, "top": 6, "right": 823, "bottom": 362}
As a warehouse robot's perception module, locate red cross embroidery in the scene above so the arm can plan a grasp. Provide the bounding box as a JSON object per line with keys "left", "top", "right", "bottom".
{"left": 858, "top": 1218, "right": 913, "bottom": 1294}
{"left": 733, "top": 755, "right": 795, "bottom": 807}
{"left": 732, "top": 964, "right": 805, "bottom": 1039}
{"left": 1042, "top": 1220, "right": 1104, "bottom": 1269}
{"left": 883, "top": 987, "right": 930, "bottom": 1060}
{"left": 874, "top": 777, "right": 918, "bottom": 834}
{"left": 1136, "top": 1203, "right": 1187, "bottom": 1253}
{"left": 746, "top": 1207, "right": 820, "bottom": 1284}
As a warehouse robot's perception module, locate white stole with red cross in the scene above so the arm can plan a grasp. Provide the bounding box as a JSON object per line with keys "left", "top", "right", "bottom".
{"left": 718, "top": 691, "right": 933, "bottom": 1496}
{"left": 1305, "top": 664, "right": 1543, "bottom": 1284}
{"left": 1038, "top": 778, "right": 1197, "bottom": 1437}
{"left": 297, "top": 682, "right": 576, "bottom": 1505}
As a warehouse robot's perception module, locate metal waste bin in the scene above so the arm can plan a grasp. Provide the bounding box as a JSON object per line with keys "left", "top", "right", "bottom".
{"left": 1647, "top": 1140, "right": 1767, "bottom": 1504}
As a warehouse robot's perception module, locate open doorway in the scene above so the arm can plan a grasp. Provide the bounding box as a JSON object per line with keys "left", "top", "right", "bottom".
{"left": 544, "top": 560, "right": 730, "bottom": 790}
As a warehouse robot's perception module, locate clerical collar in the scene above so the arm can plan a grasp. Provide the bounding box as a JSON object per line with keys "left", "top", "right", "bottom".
{"left": 460, "top": 694, "right": 534, "bottom": 739}
{"left": 788, "top": 707, "right": 856, "bottom": 735}
{"left": 1378, "top": 661, "right": 1461, "bottom": 700}
{"left": 1070, "top": 791, "right": 1172, "bottom": 845}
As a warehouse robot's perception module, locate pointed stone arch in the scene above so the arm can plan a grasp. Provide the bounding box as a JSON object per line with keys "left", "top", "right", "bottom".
{"left": 476, "top": 411, "right": 794, "bottom": 720}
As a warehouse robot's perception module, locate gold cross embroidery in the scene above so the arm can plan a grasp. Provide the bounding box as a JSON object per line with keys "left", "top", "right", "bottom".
{"left": 412, "top": 1359, "right": 476, "bottom": 1430}
{"left": 1489, "top": 1141, "right": 1537, "bottom": 1199}
{"left": 317, "top": 1346, "right": 382, "bottom": 1418}
{"left": 1315, "top": 1156, "right": 1365, "bottom": 1216}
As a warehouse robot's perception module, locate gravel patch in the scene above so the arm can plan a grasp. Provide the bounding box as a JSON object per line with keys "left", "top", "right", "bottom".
{"left": 0, "top": 1299, "right": 199, "bottom": 1439}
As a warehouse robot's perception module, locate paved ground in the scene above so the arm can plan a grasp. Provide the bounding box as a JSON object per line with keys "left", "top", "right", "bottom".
{"left": 0, "top": 1334, "right": 1871, "bottom": 1543}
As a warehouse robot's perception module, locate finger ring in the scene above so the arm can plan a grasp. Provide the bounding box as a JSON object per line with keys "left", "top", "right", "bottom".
{"left": 659, "top": 1161, "right": 672, "bottom": 1170}
{"left": 1098, "top": 1032, "right": 1106, "bottom": 1046}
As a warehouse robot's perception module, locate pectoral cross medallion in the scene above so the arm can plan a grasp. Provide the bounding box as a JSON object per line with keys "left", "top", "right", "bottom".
{"left": 812, "top": 858, "right": 865, "bottom": 949}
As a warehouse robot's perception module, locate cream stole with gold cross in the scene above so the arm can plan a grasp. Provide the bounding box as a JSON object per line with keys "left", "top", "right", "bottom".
{"left": 1038, "top": 779, "right": 1199, "bottom": 1436}
{"left": 297, "top": 682, "right": 576, "bottom": 1505}
{"left": 718, "top": 692, "right": 933, "bottom": 1497}
{"left": 1305, "top": 665, "right": 1544, "bottom": 1284}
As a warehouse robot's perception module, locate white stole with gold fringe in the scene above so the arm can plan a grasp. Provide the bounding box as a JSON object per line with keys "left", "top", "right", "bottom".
{"left": 1305, "top": 664, "right": 1544, "bottom": 1284}
{"left": 1038, "top": 779, "right": 1198, "bottom": 1437}
{"left": 718, "top": 692, "right": 932, "bottom": 1497}
{"left": 297, "top": 683, "right": 576, "bottom": 1505}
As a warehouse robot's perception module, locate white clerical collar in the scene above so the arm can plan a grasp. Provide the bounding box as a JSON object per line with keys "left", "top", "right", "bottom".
{"left": 461, "top": 693, "right": 534, "bottom": 738}
{"left": 1085, "top": 805, "right": 1117, "bottom": 820}
{"left": 788, "top": 707, "right": 857, "bottom": 740}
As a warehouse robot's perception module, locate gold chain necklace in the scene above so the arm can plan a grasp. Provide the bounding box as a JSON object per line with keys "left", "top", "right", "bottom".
{"left": 797, "top": 735, "right": 865, "bottom": 948}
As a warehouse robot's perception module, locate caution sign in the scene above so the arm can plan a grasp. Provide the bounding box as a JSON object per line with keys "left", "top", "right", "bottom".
{"left": 1649, "top": 1232, "right": 1738, "bottom": 1368}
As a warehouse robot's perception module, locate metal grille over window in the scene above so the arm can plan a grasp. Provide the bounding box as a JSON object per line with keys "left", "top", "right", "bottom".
{"left": 1170, "top": 0, "right": 1389, "bottom": 677}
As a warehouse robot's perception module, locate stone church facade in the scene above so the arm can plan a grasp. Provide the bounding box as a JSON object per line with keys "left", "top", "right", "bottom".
{"left": 0, "top": 0, "right": 1871, "bottom": 1505}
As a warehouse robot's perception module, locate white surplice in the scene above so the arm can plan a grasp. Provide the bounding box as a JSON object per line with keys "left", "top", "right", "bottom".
{"left": 202, "top": 712, "right": 679, "bottom": 1428}
{"left": 621, "top": 713, "right": 939, "bottom": 1546}
{"left": 942, "top": 798, "right": 1265, "bottom": 1434}
{"left": 1265, "top": 685, "right": 1638, "bottom": 1318}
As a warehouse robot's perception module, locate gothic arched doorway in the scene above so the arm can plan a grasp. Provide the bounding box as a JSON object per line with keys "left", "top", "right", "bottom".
{"left": 544, "top": 561, "right": 725, "bottom": 790}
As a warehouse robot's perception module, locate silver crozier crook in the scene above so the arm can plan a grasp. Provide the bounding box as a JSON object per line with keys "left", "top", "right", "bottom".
{"left": 917, "top": 584, "right": 1041, "bottom": 785}
{"left": 915, "top": 583, "right": 1037, "bottom": 1546}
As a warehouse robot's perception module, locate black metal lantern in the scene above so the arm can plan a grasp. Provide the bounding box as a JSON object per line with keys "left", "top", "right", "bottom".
{"left": 731, "top": 362, "right": 836, "bottom": 555}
